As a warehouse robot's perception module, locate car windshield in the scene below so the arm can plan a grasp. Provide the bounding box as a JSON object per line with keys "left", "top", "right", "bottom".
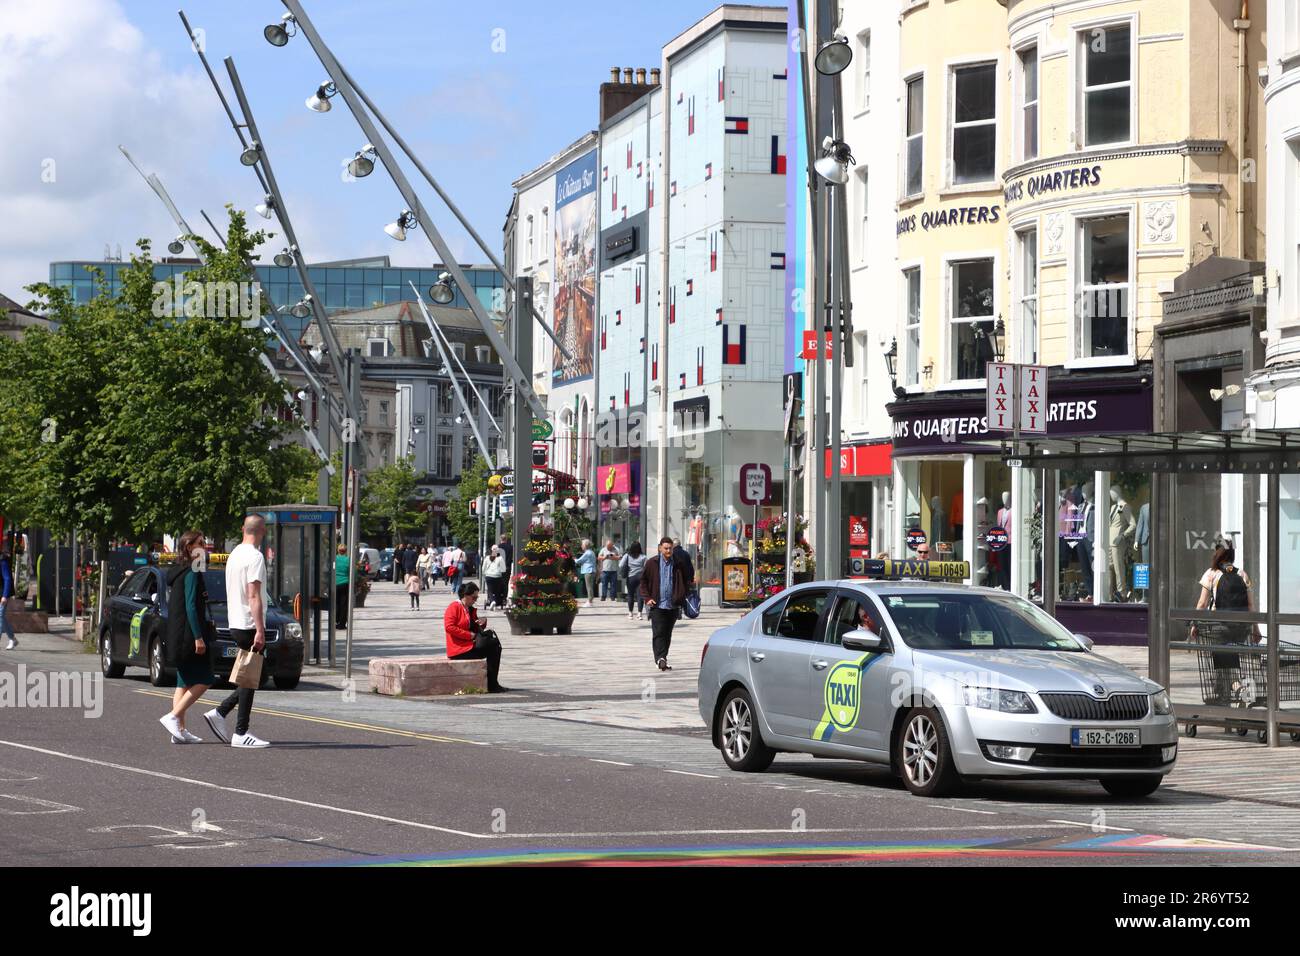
{"left": 882, "top": 592, "right": 1083, "bottom": 651}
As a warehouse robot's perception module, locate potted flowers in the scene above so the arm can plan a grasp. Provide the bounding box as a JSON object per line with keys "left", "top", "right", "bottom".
{"left": 507, "top": 532, "right": 579, "bottom": 634}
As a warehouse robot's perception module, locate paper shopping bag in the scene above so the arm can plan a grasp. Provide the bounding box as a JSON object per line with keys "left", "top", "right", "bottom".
{"left": 229, "top": 648, "right": 263, "bottom": 689}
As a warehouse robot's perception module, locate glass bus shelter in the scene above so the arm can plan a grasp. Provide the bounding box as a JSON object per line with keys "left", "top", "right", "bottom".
{"left": 1004, "top": 430, "right": 1300, "bottom": 747}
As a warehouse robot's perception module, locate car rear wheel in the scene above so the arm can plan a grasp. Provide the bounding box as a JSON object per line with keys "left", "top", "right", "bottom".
{"left": 148, "top": 635, "right": 168, "bottom": 687}
{"left": 718, "top": 688, "right": 775, "bottom": 773}
{"left": 1100, "top": 774, "right": 1163, "bottom": 799}
{"left": 897, "top": 707, "right": 960, "bottom": 797}
{"left": 100, "top": 628, "right": 125, "bottom": 679}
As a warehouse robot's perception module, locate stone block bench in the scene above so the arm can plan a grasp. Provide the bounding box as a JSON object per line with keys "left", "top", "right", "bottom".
{"left": 368, "top": 656, "right": 487, "bottom": 697}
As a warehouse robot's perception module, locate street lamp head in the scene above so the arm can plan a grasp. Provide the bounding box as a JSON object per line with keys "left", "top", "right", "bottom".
{"left": 429, "top": 272, "right": 455, "bottom": 305}
{"left": 264, "top": 13, "right": 296, "bottom": 47}
{"left": 564, "top": 497, "right": 576, "bottom": 510}
{"left": 273, "top": 247, "right": 295, "bottom": 268}
{"left": 347, "top": 144, "right": 376, "bottom": 178}
{"left": 239, "top": 142, "right": 261, "bottom": 167}
{"left": 167, "top": 237, "right": 185, "bottom": 255}
{"left": 991, "top": 316, "right": 1006, "bottom": 363}
{"left": 813, "top": 34, "right": 853, "bottom": 76}
{"left": 814, "top": 138, "right": 855, "bottom": 185}
{"left": 306, "top": 80, "right": 337, "bottom": 113}
{"left": 290, "top": 294, "right": 313, "bottom": 319}
{"left": 254, "top": 196, "right": 275, "bottom": 220}
{"left": 384, "top": 210, "right": 417, "bottom": 241}
{"left": 577, "top": 496, "right": 589, "bottom": 510}
{"left": 309, "top": 345, "right": 326, "bottom": 363}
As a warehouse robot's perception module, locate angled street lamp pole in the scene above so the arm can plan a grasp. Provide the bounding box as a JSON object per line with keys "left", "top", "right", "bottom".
{"left": 331, "top": 60, "right": 572, "bottom": 362}
{"left": 409, "top": 282, "right": 496, "bottom": 468}
{"left": 421, "top": 296, "right": 504, "bottom": 436}
{"left": 276, "top": 0, "right": 548, "bottom": 424}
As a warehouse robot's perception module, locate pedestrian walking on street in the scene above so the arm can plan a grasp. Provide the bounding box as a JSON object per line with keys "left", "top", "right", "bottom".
{"left": 159, "top": 530, "right": 216, "bottom": 744}
{"left": 598, "top": 539, "right": 621, "bottom": 602}
{"left": 0, "top": 546, "right": 16, "bottom": 650}
{"left": 577, "top": 539, "right": 597, "bottom": 607}
{"left": 401, "top": 543, "right": 418, "bottom": 583}
{"left": 392, "top": 544, "right": 405, "bottom": 583}
{"left": 483, "top": 545, "right": 508, "bottom": 609}
{"left": 499, "top": 534, "right": 514, "bottom": 576}
{"left": 417, "top": 546, "right": 433, "bottom": 589}
{"left": 640, "top": 536, "right": 693, "bottom": 671}
{"left": 334, "top": 544, "right": 350, "bottom": 629}
{"left": 444, "top": 581, "right": 508, "bottom": 693}
{"left": 621, "top": 541, "right": 647, "bottom": 620}
{"left": 443, "top": 544, "right": 464, "bottom": 590}
{"left": 406, "top": 571, "right": 423, "bottom": 609}
{"left": 203, "top": 514, "right": 271, "bottom": 749}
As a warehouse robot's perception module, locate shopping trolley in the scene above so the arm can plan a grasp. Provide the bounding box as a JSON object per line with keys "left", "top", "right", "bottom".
{"left": 1186, "top": 622, "right": 1300, "bottom": 741}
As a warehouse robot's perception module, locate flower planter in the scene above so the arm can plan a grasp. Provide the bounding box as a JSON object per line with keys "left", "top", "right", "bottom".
{"left": 506, "top": 609, "right": 578, "bottom": 635}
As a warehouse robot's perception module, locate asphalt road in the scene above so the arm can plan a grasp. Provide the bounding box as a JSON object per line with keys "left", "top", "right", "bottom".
{"left": 1, "top": 651, "right": 1295, "bottom": 866}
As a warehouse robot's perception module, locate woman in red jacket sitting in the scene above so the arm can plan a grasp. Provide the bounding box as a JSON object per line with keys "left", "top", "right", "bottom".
{"left": 444, "top": 581, "right": 508, "bottom": 693}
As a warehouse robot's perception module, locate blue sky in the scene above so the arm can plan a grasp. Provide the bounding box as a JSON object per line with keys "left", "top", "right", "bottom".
{"left": 0, "top": 0, "right": 732, "bottom": 298}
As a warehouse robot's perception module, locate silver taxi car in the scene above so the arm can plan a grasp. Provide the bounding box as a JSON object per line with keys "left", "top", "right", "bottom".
{"left": 698, "top": 581, "right": 1178, "bottom": 798}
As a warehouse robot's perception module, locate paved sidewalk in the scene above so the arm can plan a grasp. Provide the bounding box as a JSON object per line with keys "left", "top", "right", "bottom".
{"left": 311, "top": 579, "right": 737, "bottom": 703}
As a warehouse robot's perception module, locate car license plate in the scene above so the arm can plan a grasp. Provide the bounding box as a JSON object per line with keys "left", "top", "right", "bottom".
{"left": 1072, "top": 728, "right": 1139, "bottom": 747}
{"left": 223, "top": 646, "right": 239, "bottom": 659}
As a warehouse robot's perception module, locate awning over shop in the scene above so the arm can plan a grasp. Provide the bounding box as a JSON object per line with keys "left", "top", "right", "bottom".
{"left": 986, "top": 428, "right": 1300, "bottom": 473}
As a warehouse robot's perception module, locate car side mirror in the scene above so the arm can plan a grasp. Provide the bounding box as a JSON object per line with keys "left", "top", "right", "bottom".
{"left": 1074, "top": 633, "right": 1094, "bottom": 652}
{"left": 842, "top": 627, "right": 883, "bottom": 651}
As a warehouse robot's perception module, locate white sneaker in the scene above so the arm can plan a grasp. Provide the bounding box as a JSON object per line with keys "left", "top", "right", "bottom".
{"left": 203, "top": 708, "right": 233, "bottom": 743}
{"left": 628, "top": 611, "right": 635, "bottom": 620}
{"left": 231, "top": 733, "right": 270, "bottom": 749}
{"left": 4, "top": 638, "right": 15, "bottom": 650}
{"left": 159, "top": 713, "right": 185, "bottom": 742}
{"left": 180, "top": 728, "right": 203, "bottom": 743}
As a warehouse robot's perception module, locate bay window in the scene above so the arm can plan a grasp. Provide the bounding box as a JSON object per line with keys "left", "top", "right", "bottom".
{"left": 905, "top": 75, "right": 924, "bottom": 197}
{"left": 950, "top": 258, "right": 995, "bottom": 381}
{"left": 1019, "top": 45, "right": 1039, "bottom": 161}
{"left": 1077, "top": 214, "right": 1131, "bottom": 359}
{"left": 950, "top": 62, "right": 996, "bottom": 184}
{"left": 903, "top": 267, "right": 921, "bottom": 387}
{"left": 1080, "top": 24, "right": 1132, "bottom": 147}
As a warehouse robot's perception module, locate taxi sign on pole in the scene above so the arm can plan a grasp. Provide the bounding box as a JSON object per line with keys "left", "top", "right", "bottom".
{"left": 1018, "top": 364, "right": 1047, "bottom": 434}
{"left": 986, "top": 362, "right": 1014, "bottom": 431}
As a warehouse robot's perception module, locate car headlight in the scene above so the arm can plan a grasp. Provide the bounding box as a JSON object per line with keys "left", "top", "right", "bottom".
{"left": 1152, "top": 689, "right": 1172, "bottom": 715}
{"left": 963, "top": 686, "right": 1037, "bottom": 714}
{"left": 285, "top": 622, "right": 302, "bottom": 641}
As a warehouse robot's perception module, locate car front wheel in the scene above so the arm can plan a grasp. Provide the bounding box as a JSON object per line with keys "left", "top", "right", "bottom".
{"left": 897, "top": 707, "right": 960, "bottom": 797}
{"left": 100, "top": 629, "right": 125, "bottom": 679}
{"left": 148, "top": 635, "right": 167, "bottom": 687}
{"left": 1100, "top": 774, "right": 1163, "bottom": 799}
{"left": 717, "top": 687, "right": 775, "bottom": 773}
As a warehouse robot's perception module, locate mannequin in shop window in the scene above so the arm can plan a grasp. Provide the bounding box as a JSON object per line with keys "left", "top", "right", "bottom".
{"left": 1078, "top": 482, "right": 1096, "bottom": 601}
{"left": 995, "top": 490, "right": 1012, "bottom": 591}
{"left": 686, "top": 510, "right": 705, "bottom": 570}
{"left": 1136, "top": 501, "right": 1150, "bottom": 565}
{"left": 929, "top": 496, "right": 948, "bottom": 554}
{"left": 1108, "top": 487, "right": 1137, "bottom": 602}
{"left": 951, "top": 491, "right": 964, "bottom": 558}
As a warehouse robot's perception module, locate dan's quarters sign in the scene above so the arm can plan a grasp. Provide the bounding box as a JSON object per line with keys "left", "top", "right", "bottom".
{"left": 987, "top": 362, "right": 1014, "bottom": 431}
{"left": 1019, "top": 364, "right": 1047, "bottom": 433}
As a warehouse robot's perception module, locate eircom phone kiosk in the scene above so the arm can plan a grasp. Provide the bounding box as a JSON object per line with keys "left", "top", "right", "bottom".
{"left": 250, "top": 505, "right": 338, "bottom": 665}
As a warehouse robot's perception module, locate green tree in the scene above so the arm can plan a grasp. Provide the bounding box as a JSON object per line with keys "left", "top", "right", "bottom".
{"left": 364, "top": 457, "right": 423, "bottom": 542}
{"left": 12, "top": 209, "right": 310, "bottom": 547}
{"left": 448, "top": 455, "right": 489, "bottom": 546}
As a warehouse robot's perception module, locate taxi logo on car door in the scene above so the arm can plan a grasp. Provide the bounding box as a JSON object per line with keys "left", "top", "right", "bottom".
{"left": 814, "top": 654, "right": 881, "bottom": 741}
{"left": 129, "top": 608, "right": 146, "bottom": 657}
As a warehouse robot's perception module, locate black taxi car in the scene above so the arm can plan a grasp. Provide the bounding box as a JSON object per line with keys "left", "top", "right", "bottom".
{"left": 98, "top": 558, "right": 304, "bottom": 689}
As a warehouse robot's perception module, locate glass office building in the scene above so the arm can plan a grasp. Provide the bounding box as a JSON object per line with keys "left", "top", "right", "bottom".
{"left": 47, "top": 256, "right": 503, "bottom": 339}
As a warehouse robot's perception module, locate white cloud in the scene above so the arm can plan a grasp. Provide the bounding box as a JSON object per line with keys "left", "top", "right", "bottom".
{"left": 0, "top": 0, "right": 246, "bottom": 299}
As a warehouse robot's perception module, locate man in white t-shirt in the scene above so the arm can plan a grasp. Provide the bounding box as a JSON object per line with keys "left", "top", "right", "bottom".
{"left": 204, "top": 514, "right": 271, "bottom": 748}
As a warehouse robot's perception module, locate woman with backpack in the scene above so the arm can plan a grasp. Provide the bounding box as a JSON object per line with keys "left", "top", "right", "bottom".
{"left": 1193, "top": 545, "right": 1257, "bottom": 710}
{"left": 620, "top": 541, "right": 647, "bottom": 621}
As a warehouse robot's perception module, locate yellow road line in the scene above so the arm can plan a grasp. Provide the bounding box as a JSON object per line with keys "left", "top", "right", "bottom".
{"left": 133, "top": 689, "right": 485, "bottom": 746}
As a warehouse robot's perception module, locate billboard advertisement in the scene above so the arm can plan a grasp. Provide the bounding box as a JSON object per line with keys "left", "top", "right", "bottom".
{"left": 553, "top": 150, "right": 598, "bottom": 386}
